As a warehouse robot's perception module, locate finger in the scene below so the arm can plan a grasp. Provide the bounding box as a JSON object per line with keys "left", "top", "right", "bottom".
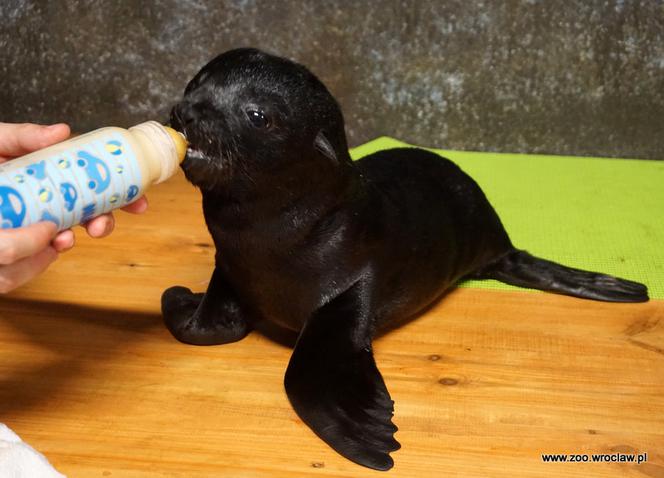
{"left": 84, "top": 214, "right": 115, "bottom": 238}
{"left": 0, "top": 246, "right": 58, "bottom": 294}
{"left": 52, "top": 229, "right": 75, "bottom": 253}
{"left": 0, "top": 222, "right": 57, "bottom": 265}
{"left": 121, "top": 195, "right": 148, "bottom": 214}
{"left": 0, "top": 122, "right": 70, "bottom": 158}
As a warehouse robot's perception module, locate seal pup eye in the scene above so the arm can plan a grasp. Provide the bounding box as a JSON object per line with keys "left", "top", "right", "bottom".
{"left": 246, "top": 109, "right": 270, "bottom": 129}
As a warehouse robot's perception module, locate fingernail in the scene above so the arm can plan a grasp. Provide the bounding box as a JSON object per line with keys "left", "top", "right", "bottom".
{"left": 46, "top": 123, "right": 69, "bottom": 135}
{"left": 46, "top": 246, "right": 59, "bottom": 262}
{"left": 64, "top": 233, "right": 75, "bottom": 250}
{"left": 41, "top": 220, "right": 58, "bottom": 236}
{"left": 104, "top": 217, "right": 115, "bottom": 236}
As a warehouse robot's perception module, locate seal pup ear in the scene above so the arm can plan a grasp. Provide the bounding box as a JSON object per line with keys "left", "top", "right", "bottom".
{"left": 314, "top": 130, "right": 338, "bottom": 162}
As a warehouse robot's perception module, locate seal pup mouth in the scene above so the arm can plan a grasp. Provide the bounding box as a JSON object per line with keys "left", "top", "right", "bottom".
{"left": 178, "top": 138, "right": 227, "bottom": 190}
{"left": 185, "top": 145, "right": 214, "bottom": 163}
{"left": 182, "top": 132, "right": 225, "bottom": 168}
{"left": 179, "top": 125, "right": 245, "bottom": 192}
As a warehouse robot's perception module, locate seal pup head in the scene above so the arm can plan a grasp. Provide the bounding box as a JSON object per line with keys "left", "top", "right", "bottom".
{"left": 170, "top": 48, "right": 350, "bottom": 193}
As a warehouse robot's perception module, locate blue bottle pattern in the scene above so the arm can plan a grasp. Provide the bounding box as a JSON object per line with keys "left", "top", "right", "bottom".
{"left": 0, "top": 186, "right": 26, "bottom": 229}
{"left": 26, "top": 160, "right": 47, "bottom": 180}
{"left": 60, "top": 183, "right": 78, "bottom": 212}
{"left": 77, "top": 151, "right": 112, "bottom": 193}
{"left": 81, "top": 203, "right": 96, "bottom": 223}
{"left": 0, "top": 134, "right": 143, "bottom": 231}
{"left": 126, "top": 185, "right": 139, "bottom": 202}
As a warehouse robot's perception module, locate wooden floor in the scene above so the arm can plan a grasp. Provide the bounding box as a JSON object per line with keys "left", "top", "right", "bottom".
{"left": 1, "top": 172, "right": 662, "bottom": 477}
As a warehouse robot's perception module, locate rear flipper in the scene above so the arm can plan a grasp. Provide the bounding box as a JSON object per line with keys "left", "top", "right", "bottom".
{"left": 471, "top": 249, "right": 649, "bottom": 303}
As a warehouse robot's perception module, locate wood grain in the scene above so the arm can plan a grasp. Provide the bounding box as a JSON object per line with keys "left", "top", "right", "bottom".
{"left": 1, "top": 172, "right": 662, "bottom": 477}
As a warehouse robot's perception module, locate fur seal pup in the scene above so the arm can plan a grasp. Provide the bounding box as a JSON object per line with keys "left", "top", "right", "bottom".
{"left": 163, "top": 48, "right": 648, "bottom": 471}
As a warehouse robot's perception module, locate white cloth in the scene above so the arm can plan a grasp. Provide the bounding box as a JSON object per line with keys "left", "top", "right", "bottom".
{"left": 0, "top": 424, "right": 65, "bottom": 478}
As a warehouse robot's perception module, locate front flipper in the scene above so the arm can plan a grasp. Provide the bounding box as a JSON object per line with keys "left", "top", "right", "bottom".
{"left": 161, "top": 267, "right": 252, "bottom": 345}
{"left": 284, "top": 282, "right": 399, "bottom": 471}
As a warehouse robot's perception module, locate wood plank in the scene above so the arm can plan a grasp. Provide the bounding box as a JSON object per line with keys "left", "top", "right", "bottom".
{"left": 1, "top": 172, "right": 662, "bottom": 477}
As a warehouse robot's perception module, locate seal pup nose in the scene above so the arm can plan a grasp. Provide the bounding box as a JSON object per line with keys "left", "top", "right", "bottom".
{"left": 169, "top": 105, "right": 186, "bottom": 132}
{"left": 170, "top": 103, "right": 198, "bottom": 129}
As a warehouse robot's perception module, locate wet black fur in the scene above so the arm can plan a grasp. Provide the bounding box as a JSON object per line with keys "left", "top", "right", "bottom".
{"left": 163, "top": 48, "right": 648, "bottom": 471}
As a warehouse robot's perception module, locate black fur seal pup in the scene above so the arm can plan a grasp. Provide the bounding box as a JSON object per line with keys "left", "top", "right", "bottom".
{"left": 163, "top": 48, "right": 649, "bottom": 471}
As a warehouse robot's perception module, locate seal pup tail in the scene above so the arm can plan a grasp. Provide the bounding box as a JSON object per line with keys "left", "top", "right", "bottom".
{"left": 471, "top": 249, "right": 649, "bottom": 303}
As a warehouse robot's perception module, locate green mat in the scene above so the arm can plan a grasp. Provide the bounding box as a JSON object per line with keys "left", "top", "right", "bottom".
{"left": 350, "top": 137, "right": 664, "bottom": 299}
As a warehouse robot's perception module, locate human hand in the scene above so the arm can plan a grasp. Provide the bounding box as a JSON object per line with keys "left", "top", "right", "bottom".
{"left": 0, "top": 222, "right": 58, "bottom": 293}
{"left": 0, "top": 122, "right": 149, "bottom": 292}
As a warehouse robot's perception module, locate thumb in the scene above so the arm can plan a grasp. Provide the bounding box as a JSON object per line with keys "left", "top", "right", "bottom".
{"left": 0, "top": 221, "right": 58, "bottom": 265}
{"left": 0, "top": 245, "right": 58, "bottom": 294}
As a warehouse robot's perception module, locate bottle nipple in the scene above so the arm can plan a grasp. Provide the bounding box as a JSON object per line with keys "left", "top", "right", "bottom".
{"left": 164, "top": 127, "right": 187, "bottom": 164}
{"left": 128, "top": 121, "right": 188, "bottom": 184}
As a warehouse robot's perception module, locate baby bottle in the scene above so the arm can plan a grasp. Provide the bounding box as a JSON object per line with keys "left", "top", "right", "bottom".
{"left": 0, "top": 121, "right": 186, "bottom": 231}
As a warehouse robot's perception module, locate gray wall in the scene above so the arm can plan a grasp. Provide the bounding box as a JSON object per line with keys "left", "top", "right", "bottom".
{"left": 1, "top": 0, "right": 663, "bottom": 159}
